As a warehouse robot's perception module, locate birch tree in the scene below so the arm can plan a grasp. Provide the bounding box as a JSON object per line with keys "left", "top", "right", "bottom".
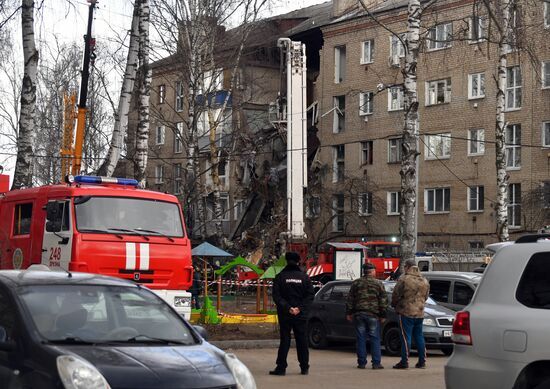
{"left": 98, "top": 0, "right": 141, "bottom": 177}
{"left": 12, "top": 0, "right": 37, "bottom": 189}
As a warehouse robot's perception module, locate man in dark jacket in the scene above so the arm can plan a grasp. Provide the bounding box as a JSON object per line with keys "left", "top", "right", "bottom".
{"left": 346, "top": 262, "right": 388, "bottom": 369}
{"left": 269, "top": 252, "right": 314, "bottom": 376}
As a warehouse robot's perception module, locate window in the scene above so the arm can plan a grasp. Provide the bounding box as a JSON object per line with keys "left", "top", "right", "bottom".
{"left": 468, "top": 73, "right": 485, "bottom": 99}
{"left": 468, "top": 128, "right": 485, "bottom": 155}
{"left": 206, "top": 195, "right": 230, "bottom": 221}
{"left": 306, "top": 195, "right": 321, "bottom": 219}
{"left": 218, "top": 159, "right": 228, "bottom": 187}
{"left": 506, "top": 66, "right": 522, "bottom": 110}
{"left": 469, "top": 15, "right": 487, "bottom": 42}
{"left": 542, "top": 182, "right": 550, "bottom": 208}
{"left": 468, "top": 186, "right": 484, "bottom": 212}
{"left": 506, "top": 124, "right": 521, "bottom": 169}
{"left": 333, "top": 96, "right": 345, "bottom": 133}
{"left": 543, "top": 122, "right": 550, "bottom": 147}
{"left": 388, "top": 86, "right": 404, "bottom": 111}
{"left": 517, "top": 252, "right": 550, "bottom": 309}
{"left": 390, "top": 34, "right": 405, "bottom": 60}
{"left": 425, "top": 187, "right": 451, "bottom": 213}
{"left": 543, "top": 61, "right": 550, "bottom": 88}
{"left": 0, "top": 292, "right": 15, "bottom": 340}
{"left": 234, "top": 199, "right": 246, "bottom": 220}
{"left": 358, "top": 192, "right": 373, "bottom": 216}
{"left": 545, "top": 1, "right": 550, "bottom": 28}
{"left": 361, "top": 141, "right": 373, "bottom": 165}
{"left": 155, "top": 165, "right": 164, "bottom": 184}
{"left": 387, "top": 191, "right": 400, "bottom": 215}
{"left": 388, "top": 137, "right": 402, "bottom": 163}
{"left": 361, "top": 40, "right": 374, "bottom": 64}
{"left": 329, "top": 284, "right": 350, "bottom": 301}
{"left": 469, "top": 241, "right": 484, "bottom": 249}
{"left": 424, "top": 133, "right": 451, "bottom": 159}
{"left": 508, "top": 183, "right": 521, "bottom": 228}
{"left": 334, "top": 45, "right": 346, "bottom": 83}
{"left": 506, "top": 8, "right": 519, "bottom": 52}
{"left": 453, "top": 282, "right": 475, "bottom": 306}
{"left": 159, "top": 84, "right": 166, "bottom": 104}
{"left": 155, "top": 125, "right": 165, "bottom": 145}
{"left": 173, "top": 163, "right": 183, "bottom": 194}
{"left": 13, "top": 203, "right": 32, "bottom": 235}
{"left": 427, "top": 22, "right": 452, "bottom": 50}
{"left": 174, "top": 132, "right": 182, "bottom": 153}
{"left": 333, "top": 145, "right": 345, "bottom": 183}
{"left": 359, "top": 92, "right": 373, "bottom": 116}
{"left": 426, "top": 78, "right": 452, "bottom": 105}
{"left": 428, "top": 280, "right": 451, "bottom": 303}
{"left": 425, "top": 241, "right": 449, "bottom": 250}
{"left": 332, "top": 194, "right": 345, "bottom": 232}
{"left": 175, "top": 81, "right": 184, "bottom": 112}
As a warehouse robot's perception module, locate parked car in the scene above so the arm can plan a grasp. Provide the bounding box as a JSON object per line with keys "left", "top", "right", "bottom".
{"left": 307, "top": 280, "right": 455, "bottom": 356}
{"left": 422, "top": 271, "right": 482, "bottom": 311}
{"left": 446, "top": 234, "right": 550, "bottom": 389}
{"left": 0, "top": 267, "right": 256, "bottom": 389}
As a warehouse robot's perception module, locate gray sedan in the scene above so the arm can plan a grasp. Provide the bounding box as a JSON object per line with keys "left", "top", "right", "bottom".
{"left": 307, "top": 280, "right": 456, "bottom": 356}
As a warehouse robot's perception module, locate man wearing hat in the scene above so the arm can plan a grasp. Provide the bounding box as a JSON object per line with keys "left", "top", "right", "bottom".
{"left": 345, "top": 262, "right": 388, "bottom": 369}
{"left": 270, "top": 252, "right": 315, "bottom": 376}
{"left": 391, "top": 259, "right": 430, "bottom": 369}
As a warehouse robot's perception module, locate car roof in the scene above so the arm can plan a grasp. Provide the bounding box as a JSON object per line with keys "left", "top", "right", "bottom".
{"left": 0, "top": 269, "right": 137, "bottom": 288}
{"left": 422, "top": 271, "right": 482, "bottom": 282}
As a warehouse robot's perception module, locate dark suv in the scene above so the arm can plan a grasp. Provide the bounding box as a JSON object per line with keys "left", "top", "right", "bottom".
{"left": 307, "top": 280, "right": 455, "bottom": 356}
{"left": 0, "top": 268, "right": 255, "bottom": 389}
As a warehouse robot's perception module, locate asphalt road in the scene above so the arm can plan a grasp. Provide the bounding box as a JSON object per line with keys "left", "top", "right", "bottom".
{"left": 233, "top": 347, "right": 447, "bottom": 389}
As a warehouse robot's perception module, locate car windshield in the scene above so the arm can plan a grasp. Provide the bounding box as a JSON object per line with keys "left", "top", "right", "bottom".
{"left": 74, "top": 196, "right": 184, "bottom": 237}
{"left": 19, "top": 284, "right": 195, "bottom": 344}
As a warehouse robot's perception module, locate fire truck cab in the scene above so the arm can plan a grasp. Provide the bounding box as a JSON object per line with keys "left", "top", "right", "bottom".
{"left": 0, "top": 175, "right": 193, "bottom": 318}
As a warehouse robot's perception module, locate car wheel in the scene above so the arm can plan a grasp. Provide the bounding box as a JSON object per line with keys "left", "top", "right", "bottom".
{"left": 383, "top": 327, "right": 402, "bottom": 356}
{"left": 442, "top": 348, "right": 453, "bottom": 356}
{"left": 308, "top": 321, "right": 328, "bottom": 349}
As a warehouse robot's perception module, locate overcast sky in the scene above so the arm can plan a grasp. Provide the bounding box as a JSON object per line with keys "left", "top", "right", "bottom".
{"left": 1, "top": 0, "right": 326, "bottom": 184}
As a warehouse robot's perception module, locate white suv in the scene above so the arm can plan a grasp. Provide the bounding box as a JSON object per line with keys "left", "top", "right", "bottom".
{"left": 445, "top": 234, "right": 550, "bottom": 389}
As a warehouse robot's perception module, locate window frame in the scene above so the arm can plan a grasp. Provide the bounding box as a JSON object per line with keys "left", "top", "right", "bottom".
{"left": 388, "top": 86, "right": 404, "bottom": 111}
{"left": 358, "top": 192, "right": 373, "bottom": 216}
{"left": 333, "top": 145, "right": 345, "bottom": 183}
{"left": 359, "top": 92, "right": 374, "bottom": 116}
{"left": 334, "top": 45, "right": 346, "bottom": 84}
{"left": 468, "top": 73, "right": 486, "bottom": 99}
{"left": 333, "top": 95, "right": 346, "bottom": 133}
{"left": 155, "top": 165, "right": 165, "bottom": 184}
{"left": 542, "top": 61, "right": 550, "bottom": 89}
{"left": 173, "top": 163, "right": 183, "bottom": 195}
{"left": 424, "top": 133, "right": 451, "bottom": 160}
{"left": 505, "top": 66, "right": 522, "bottom": 111}
{"left": 543, "top": 121, "right": 550, "bottom": 148}
{"left": 545, "top": 1, "right": 550, "bottom": 29}
{"left": 508, "top": 183, "right": 521, "bottom": 228}
{"left": 332, "top": 194, "right": 345, "bottom": 232}
{"left": 175, "top": 81, "right": 184, "bottom": 112}
{"left": 506, "top": 124, "right": 521, "bottom": 169}
{"left": 426, "top": 78, "right": 452, "bottom": 106}
{"left": 13, "top": 203, "right": 33, "bottom": 236}
{"left": 427, "top": 22, "right": 453, "bottom": 51}
{"left": 468, "top": 185, "right": 484, "bottom": 212}
{"left": 360, "top": 40, "right": 374, "bottom": 64}
{"left": 390, "top": 34, "right": 406, "bottom": 59}
{"left": 361, "top": 141, "right": 373, "bottom": 165}
{"left": 305, "top": 195, "right": 321, "bottom": 219}
{"left": 388, "top": 137, "right": 402, "bottom": 163}
{"left": 155, "top": 125, "right": 165, "bottom": 145}
{"left": 468, "top": 128, "right": 485, "bottom": 156}
{"left": 469, "top": 15, "right": 488, "bottom": 42}
{"left": 387, "top": 191, "right": 400, "bottom": 215}
{"left": 425, "top": 187, "right": 451, "bottom": 213}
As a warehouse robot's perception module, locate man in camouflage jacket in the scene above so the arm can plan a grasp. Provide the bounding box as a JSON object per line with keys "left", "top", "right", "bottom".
{"left": 346, "top": 263, "right": 388, "bottom": 369}
{"left": 391, "top": 259, "right": 430, "bottom": 369}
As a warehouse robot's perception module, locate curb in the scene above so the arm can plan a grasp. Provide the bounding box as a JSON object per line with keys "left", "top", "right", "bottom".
{"left": 211, "top": 339, "right": 295, "bottom": 350}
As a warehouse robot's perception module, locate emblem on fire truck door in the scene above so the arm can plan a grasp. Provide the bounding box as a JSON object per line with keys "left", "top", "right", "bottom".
{"left": 13, "top": 248, "right": 23, "bottom": 269}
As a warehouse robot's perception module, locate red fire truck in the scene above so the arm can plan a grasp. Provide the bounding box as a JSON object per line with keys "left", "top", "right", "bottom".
{"left": 0, "top": 175, "right": 193, "bottom": 318}
{"left": 299, "top": 241, "right": 401, "bottom": 283}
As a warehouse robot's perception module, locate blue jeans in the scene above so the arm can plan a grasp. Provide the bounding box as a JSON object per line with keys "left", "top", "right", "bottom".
{"left": 398, "top": 315, "right": 426, "bottom": 364}
{"left": 353, "top": 312, "right": 382, "bottom": 366}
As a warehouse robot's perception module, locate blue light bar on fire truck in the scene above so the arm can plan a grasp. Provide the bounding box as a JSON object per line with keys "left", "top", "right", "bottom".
{"left": 74, "top": 175, "right": 139, "bottom": 187}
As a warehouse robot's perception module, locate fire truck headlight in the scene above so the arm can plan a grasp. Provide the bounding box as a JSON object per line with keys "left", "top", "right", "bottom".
{"left": 174, "top": 296, "right": 191, "bottom": 307}
{"left": 57, "top": 355, "right": 111, "bottom": 389}
{"left": 224, "top": 353, "right": 256, "bottom": 389}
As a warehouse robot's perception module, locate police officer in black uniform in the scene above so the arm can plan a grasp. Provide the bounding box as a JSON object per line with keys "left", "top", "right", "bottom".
{"left": 269, "top": 252, "right": 315, "bottom": 376}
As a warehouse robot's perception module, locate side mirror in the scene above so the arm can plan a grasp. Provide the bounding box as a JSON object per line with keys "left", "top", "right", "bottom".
{"left": 0, "top": 326, "right": 15, "bottom": 352}
{"left": 193, "top": 325, "right": 208, "bottom": 340}
{"left": 45, "top": 202, "right": 63, "bottom": 232}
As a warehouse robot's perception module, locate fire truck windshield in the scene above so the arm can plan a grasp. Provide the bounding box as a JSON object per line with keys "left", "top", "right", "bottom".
{"left": 366, "top": 244, "right": 400, "bottom": 258}
{"left": 74, "top": 197, "right": 184, "bottom": 238}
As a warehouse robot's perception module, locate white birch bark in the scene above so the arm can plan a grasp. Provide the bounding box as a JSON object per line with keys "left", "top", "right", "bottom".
{"left": 134, "top": 0, "right": 151, "bottom": 188}
{"left": 399, "top": 0, "right": 421, "bottom": 266}
{"left": 494, "top": 0, "right": 512, "bottom": 241}
{"left": 12, "top": 0, "right": 38, "bottom": 189}
{"left": 98, "top": 0, "right": 140, "bottom": 177}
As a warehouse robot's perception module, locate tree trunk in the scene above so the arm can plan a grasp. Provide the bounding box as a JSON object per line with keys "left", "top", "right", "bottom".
{"left": 399, "top": 0, "right": 421, "bottom": 266}
{"left": 134, "top": 0, "right": 151, "bottom": 188}
{"left": 97, "top": 0, "right": 140, "bottom": 177}
{"left": 12, "top": 0, "right": 38, "bottom": 190}
{"left": 495, "top": 1, "right": 511, "bottom": 242}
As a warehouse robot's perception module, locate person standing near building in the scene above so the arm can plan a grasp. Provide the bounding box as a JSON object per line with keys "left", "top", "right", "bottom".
{"left": 345, "top": 262, "right": 388, "bottom": 370}
{"left": 391, "top": 259, "right": 430, "bottom": 369}
{"left": 269, "top": 252, "right": 315, "bottom": 376}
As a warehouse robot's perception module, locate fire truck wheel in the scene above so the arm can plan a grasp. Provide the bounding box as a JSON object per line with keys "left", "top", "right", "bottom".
{"left": 383, "top": 326, "right": 401, "bottom": 356}
{"left": 308, "top": 320, "right": 328, "bottom": 349}
{"left": 103, "top": 326, "right": 139, "bottom": 340}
